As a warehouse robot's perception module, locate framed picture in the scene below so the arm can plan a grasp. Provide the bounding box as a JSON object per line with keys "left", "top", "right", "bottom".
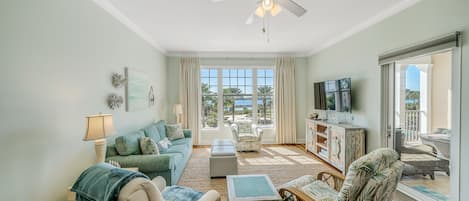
{"left": 125, "top": 67, "right": 150, "bottom": 112}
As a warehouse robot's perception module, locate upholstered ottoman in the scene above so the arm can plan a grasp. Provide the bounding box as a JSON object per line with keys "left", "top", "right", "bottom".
{"left": 212, "top": 139, "right": 235, "bottom": 147}
{"left": 210, "top": 140, "right": 238, "bottom": 177}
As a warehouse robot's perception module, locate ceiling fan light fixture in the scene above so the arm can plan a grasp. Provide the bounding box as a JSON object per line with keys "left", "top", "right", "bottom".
{"left": 262, "top": 0, "right": 274, "bottom": 11}
{"left": 270, "top": 4, "right": 282, "bottom": 16}
{"left": 255, "top": 6, "right": 265, "bottom": 17}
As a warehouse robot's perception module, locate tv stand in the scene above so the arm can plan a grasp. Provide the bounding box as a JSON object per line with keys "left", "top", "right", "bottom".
{"left": 305, "top": 119, "right": 366, "bottom": 174}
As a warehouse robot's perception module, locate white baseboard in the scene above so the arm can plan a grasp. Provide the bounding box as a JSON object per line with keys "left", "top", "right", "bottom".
{"left": 296, "top": 138, "right": 305, "bottom": 144}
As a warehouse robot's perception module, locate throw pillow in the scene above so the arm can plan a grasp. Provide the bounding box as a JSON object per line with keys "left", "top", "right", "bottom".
{"left": 157, "top": 137, "right": 172, "bottom": 152}
{"left": 140, "top": 137, "right": 160, "bottom": 155}
{"left": 105, "top": 144, "right": 119, "bottom": 157}
{"left": 115, "top": 130, "right": 145, "bottom": 156}
{"left": 165, "top": 124, "right": 185, "bottom": 141}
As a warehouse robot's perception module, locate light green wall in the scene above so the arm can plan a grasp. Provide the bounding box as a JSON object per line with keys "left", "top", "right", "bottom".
{"left": 307, "top": 0, "right": 469, "bottom": 198}
{"left": 166, "top": 57, "right": 309, "bottom": 142}
{"left": 0, "top": 0, "right": 167, "bottom": 200}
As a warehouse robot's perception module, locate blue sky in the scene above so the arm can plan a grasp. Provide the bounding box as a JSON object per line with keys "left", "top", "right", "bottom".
{"left": 406, "top": 65, "right": 420, "bottom": 91}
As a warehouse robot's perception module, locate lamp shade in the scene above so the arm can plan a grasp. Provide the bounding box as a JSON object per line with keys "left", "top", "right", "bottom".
{"left": 83, "top": 114, "right": 115, "bottom": 141}
{"left": 173, "top": 104, "right": 183, "bottom": 115}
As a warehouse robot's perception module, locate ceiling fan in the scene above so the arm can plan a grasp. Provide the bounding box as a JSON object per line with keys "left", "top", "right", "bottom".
{"left": 213, "top": 0, "right": 307, "bottom": 24}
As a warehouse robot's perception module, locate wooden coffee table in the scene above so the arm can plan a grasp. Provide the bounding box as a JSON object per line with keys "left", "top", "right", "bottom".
{"left": 226, "top": 174, "right": 281, "bottom": 201}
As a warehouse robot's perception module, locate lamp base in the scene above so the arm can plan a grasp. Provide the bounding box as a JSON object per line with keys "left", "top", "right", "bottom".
{"left": 94, "top": 139, "right": 106, "bottom": 163}
{"left": 176, "top": 114, "right": 182, "bottom": 125}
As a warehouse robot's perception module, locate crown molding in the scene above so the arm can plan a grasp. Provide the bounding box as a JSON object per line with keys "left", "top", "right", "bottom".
{"left": 166, "top": 51, "right": 309, "bottom": 58}
{"left": 92, "top": 0, "right": 167, "bottom": 54}
{"left": 94, "top": 0, "right": 420, "bottom": 58}
{"left": 307, "top": 0, "right": 421, "bottom": 56}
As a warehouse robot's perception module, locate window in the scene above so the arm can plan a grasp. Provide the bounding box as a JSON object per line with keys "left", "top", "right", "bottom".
{"left": 200, "top": 67, "right": 274, "bottom": 130}
{"left": 257, "top": 69, "right": 274, "bottom": 126}
{"left": 201, "top": 68, "right": 218, "bottom": 128}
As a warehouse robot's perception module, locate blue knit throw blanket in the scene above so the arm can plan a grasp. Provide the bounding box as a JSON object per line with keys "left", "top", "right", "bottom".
{"left": 71, "top": 163, "right": 149, "bottom": 201}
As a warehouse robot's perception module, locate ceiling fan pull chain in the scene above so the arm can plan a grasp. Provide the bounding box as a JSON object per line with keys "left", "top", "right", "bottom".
{"left": 267, "top": 14, "right": 271, "bottom": 43}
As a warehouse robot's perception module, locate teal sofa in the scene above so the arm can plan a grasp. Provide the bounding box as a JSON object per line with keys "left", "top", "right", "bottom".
{"left": 105, "top": 120, "right": 193, "bottom": 185}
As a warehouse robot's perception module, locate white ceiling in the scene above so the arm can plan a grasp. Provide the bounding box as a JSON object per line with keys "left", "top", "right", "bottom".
{"left": 99, "top": 0, "right": 420, "bottom": 55}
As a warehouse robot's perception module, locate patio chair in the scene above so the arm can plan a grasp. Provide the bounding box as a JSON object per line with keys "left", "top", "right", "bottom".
{"left": 277, "top": 148, "right": 404, "bottom": 201}
{"left": 230, "top": 123, "right": 263, "bottom": 152}
{"left": 395, "top": 130, "right": 450, "bottom": 179}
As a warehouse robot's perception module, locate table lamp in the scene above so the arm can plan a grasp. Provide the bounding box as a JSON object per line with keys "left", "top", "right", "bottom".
{"left": 173, "top": 104, "right": 183, "bottom": 124}
{"left": 83, "top": 114, "right": 115, "bottom": 163}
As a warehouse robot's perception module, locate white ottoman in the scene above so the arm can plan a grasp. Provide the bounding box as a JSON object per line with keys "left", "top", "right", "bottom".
{"left": 212, "top": 139, "right": 235, "bottom": 147}
{"left": 210, "top": 140, "right": 238, "bottom": 178}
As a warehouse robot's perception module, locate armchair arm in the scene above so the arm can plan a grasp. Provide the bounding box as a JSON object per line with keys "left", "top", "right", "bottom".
{"left": 317, "top": 171, "right": 345, "bottom": 191}
{"left": 151, "top": 176, "right": 167, "bottom": 192}
{"left": 255, "top": 127, "right": 264, "bottom": 139}
{"left": 252, "top": 124, "right": 264, "bottom": 139}
{"left": 118, "top": 178, "right": 165, "bottom": 201}
{"left": 183, "top": 129, "right": 192, "bottom": 138}
{"left": 198, "top": 190, "right": 221, "bottom": 201}
{"left": 278, "top": 187, "right": 316, "bottom": 201}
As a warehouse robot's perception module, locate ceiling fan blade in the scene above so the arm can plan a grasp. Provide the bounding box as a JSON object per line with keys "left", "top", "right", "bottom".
{"left": 245, "top": 13, "right": 256, "bottom": 25}
{"left": 276, "top": 0, "right": 307, "bottom": 17}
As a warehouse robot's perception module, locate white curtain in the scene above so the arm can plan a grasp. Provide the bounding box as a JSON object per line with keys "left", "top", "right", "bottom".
{"left": 275, "top": 57, "right": 297, "bottom": 144}
{"left": 179, "top": 57, "right": 201, "bottom": 145}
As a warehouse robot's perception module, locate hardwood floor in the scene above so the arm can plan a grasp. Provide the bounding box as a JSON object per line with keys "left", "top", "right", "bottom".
{"left": 178, "top": 145, "right": 340, "bottom": 201}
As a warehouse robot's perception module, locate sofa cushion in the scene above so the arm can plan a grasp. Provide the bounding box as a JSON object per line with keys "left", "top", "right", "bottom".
{"left": 115, "top": 130, "right": 145, "bottom": 156}
{"left": 171, "top": 138, "right": 192, "bottom": 146}
{"left": 143, "top": 124, "right": 161, "bottom": 142}
{"left": 171, "top": 138, "right": 192, "bottom": 152}
{"left": 163, "top": 144, "right": 189, "bottom": 156}
{"left": 166, "top": 124, "right": 185, "bottom": 141}
{"left": 140, "top": 137, "right": 160, "bottom": 155}
{"left": 155, "top": 120, "right": 167, "bottom": 139}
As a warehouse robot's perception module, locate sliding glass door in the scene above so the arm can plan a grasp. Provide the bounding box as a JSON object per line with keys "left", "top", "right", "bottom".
{"left": 380, "top": 33, "right": 461, "bottom": 201}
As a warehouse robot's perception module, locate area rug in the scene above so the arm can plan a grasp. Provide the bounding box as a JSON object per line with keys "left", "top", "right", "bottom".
{"left": 177, "top": 145, "right": 339, "bottom": 201}
{"left": 411, "top": 185, "right": 448, "bottom": 201}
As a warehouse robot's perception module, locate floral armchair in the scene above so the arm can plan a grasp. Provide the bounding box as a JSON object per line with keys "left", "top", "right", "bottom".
{"left": 277, "top": 148, "right": 404, "bottom": 201}
{"left": 230, "top": 123, "right": 263, "bottom": 152}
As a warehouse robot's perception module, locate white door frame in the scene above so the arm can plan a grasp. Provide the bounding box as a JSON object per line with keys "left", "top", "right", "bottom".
{"left": 379, "top": 46, "right": 461, "bottom": 201}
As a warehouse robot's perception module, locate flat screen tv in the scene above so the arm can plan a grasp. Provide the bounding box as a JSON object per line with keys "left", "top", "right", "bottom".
{"left": 314, "top": 78, "right": 351, "bottom": 112}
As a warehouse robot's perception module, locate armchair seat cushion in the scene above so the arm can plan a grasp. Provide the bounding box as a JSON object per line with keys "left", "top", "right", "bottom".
{"left": 276, "top": 175, "right": 316, "bottom": 190}
{"left": 238, "top": 134, "right": 260, "bottom": 142}
{"left": 301, "top": 180, "right": 338, "bottom": 201}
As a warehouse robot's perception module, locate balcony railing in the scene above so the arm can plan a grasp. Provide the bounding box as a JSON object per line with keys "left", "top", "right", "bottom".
{"left": 403, "top": 110, "right": 423, "bottom": 144}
